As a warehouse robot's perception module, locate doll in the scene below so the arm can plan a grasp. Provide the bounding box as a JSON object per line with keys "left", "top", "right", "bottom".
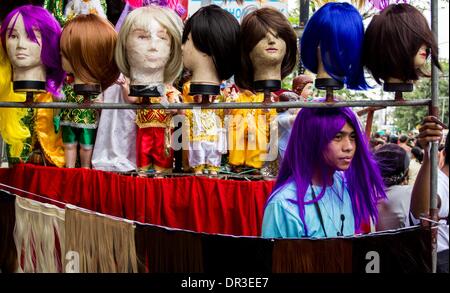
{"left": 115, "top": 5, "right": 183, "bottom": 173}
{"left": 60, "top": 13, "right": 120, "bottom": 168}
{"left": 65, "top": 0, "right": 107, "bottom": 21}
{"left": 181, "top": 5, "right": 239, "bottom": 174}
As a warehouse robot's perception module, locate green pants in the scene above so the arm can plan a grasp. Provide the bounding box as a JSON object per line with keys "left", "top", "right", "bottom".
{"left": 62, "top": 126, "right": 96, "bottom": 148}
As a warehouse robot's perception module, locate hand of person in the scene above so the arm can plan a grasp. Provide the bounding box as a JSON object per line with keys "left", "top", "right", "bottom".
{"left": 417, "top": 116, "right": 445, "bottom": 151}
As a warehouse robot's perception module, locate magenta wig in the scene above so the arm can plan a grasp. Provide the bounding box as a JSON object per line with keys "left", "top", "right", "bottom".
{"left": 1, "top": 5, "right": 65, "bottom": 96}
{"left": 267, "top": 107, "right": 386, "bottom": 235}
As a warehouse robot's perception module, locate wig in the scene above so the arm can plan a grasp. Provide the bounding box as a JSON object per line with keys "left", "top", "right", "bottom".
{"left": 267, "top": 107, "right": 386, "bottom": 235}
{"left": 236, "top": 7, "right": 297, "bottom": 91}
{"left": 300, "top": 2, "right": 368, "bottom": 90}
{"left": 368, "top": 0, "right": 408, "bottom": 10}
{"left": 374, "top": 143, "right": 410, "bottom": 187}
{"left": 363, "top": 4, "right": 441, "bottom": 84}
{"left": 115, "top": 5, "right": 183, "bottom": 84}
{"left": 0, "top": 42, "right": 30, "bottom": 158}
{"left": 65, "top": 207, "right": 138, "bottom": 273}
{"left": 14, "top": 196, "right": 65, "bottom": 273}
{"left": 314, "top": 0, "right": 366, "bottom": 10}
{"left": 61, "top": 13, "right": 120, "bottom": 91}
{"left": 0, "top": 5, "right": 65, "bottom": 96}
{"left": 182, "top": 5, "right": 240, "bottom": 81}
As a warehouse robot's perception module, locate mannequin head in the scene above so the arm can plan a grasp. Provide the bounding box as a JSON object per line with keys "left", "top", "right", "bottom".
{"left": 115, "top": 5, "right": 183, "bottom": 85}
{"left": 182, "top": 4, "right": 240, "bottom": 85}
{"left": 236, "top": 7, "right": 297, "bottom": 91}
{"left": 300, "top": 2, "right": 368, "bottom": 90}
{"left": 363, "top": 4, "right": 440, "bottom": 84}
{"left": 60, "top": 13, "right": 120, "bottom": 91}
{"left": 0, "top": 5, "right": 64, "bottom": 95}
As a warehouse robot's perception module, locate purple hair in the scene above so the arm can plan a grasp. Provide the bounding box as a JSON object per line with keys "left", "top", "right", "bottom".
{"left": 0, "top": 5, "right": 65, "bottom": 96}
{"left": 267, "top": 107, "right": 386, "bottom": 235}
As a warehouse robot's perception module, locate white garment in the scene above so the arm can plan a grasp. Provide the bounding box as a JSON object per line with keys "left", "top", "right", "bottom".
{"left": 189, "top": 141, "right": 222, "bottom": 168}
{"left": 92, "top": 84, "right": 137, "bottom": 172}
{"left": 437, "top": 169, "right": 449, "bottom": 253}
{"left": 408, "top": 159, "right": 421, "bottom": 186}
{"left": 376, "top": 185, "right": 413, "bottom": 231}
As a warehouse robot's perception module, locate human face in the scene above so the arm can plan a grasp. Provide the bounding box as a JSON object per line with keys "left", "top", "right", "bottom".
{"left": 5, "top": 14, "right": 43, "bottom": 70}
{"left": 126, "top": 19, "right": 171, "bottom": 72}
{"left": 249, "top": 29, "right": 286, "bottom": 67}
{"left": 324, "top": 122, "right": 356, "bottom": 171}
{"left": 414, "top": 44, "right": 429, "bottom": 68}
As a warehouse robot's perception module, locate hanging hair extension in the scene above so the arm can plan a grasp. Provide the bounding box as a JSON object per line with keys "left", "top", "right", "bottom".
{"left": 0, "top": 43, "right": 30, "bottom": 158}
{"left": 301, "top": 2, "right": 368, "bottom": 90}
{"left": 14, "top": 196, "right": 65, "bottom": 273}
{"left": 65, "top": 207, "right": 138, "bottom": 273}
{"left": 0, "top": 191, "right": 18, "bottom": 273}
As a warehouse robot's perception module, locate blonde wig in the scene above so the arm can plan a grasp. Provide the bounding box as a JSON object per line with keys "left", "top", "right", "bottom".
{"left": 0, "top": 43, "right": 30, "bottom": 158}
{"left": 65, "top": 207, "right": 138, "bottom": 273}
{"left": 115, "top": 5, "right": 183, "bottom": 84}
{"left": 14, "top": 196, "right": 65, "bottom": 273}
{"left": 60, "top": 13, "right": 120, "bottom": 91}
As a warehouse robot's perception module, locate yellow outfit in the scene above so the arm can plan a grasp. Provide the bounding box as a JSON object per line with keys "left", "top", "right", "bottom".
{"left": 34, "top": 92, "right": 66, "bottom": 167}
{"left": 228, "top": 91, "right": 277, "bottom": 169}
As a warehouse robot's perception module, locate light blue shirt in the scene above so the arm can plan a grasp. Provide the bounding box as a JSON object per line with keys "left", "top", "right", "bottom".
{"left": 262, "top": 172, "right": 355, "bottom": 239}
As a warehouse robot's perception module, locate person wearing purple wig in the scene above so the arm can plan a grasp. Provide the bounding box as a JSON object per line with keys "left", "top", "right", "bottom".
{"left": 0, "top": 5, "right": 65, "bottom": 96}
{"left": 262, "top": 107, "right": 386, "bottom": 238}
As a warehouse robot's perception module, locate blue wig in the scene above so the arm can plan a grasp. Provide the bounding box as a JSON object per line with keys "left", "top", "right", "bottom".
{"left": 266, "top": 107, "right": 386, "bottom": 235}
{"left": 300, "top": 3, "right": 368, "bottom": 90}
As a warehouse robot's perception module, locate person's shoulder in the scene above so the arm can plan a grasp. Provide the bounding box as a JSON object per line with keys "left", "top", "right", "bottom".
{"left": 268, "top": 181, "right": 297, "bottom": 205}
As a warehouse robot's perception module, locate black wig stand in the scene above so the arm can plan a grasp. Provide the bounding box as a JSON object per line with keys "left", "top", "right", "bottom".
{"left": 253, "top": 80, "right": 281, "bottom": 103}
{"left": 188, "top": 83, "right": 221, "bottom": 104}
{"left": 383, "top": 82, "right": 414, "bottom": 101}
{"left": 314, "top": 78, "right": 344, "bottom": 103}
{"left": 13, "top": 80, "right": 46, "bottom": 103}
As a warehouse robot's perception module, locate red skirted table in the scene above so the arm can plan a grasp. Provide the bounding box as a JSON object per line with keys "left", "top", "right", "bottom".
{"left": 0, "top": 164, "right": 275, "bottom": 236}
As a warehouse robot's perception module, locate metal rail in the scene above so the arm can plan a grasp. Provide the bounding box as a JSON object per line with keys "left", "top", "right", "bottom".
{"left": 0, "top": 99, "right": 432, "bottom": 110}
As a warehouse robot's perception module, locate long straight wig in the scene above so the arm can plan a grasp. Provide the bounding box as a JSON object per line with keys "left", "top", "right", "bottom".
{"left": 300, "top": 2, "right": 368, "bottom": 90}
{"left": 0, "top": 5, "right": 65, "bottom": 96}
{"left": 267, "top": 107, "right": 386, "bottom": 235}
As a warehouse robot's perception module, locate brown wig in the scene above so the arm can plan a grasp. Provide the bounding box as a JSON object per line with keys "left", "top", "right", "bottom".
{"left": 60, "top": 13, "right": 120, "bottom": 91}
{"left": 363, "top": 4, "right": 441, "bottom": 84}
{"left": 235, "top": 7, "right": 298, "bottom": 91}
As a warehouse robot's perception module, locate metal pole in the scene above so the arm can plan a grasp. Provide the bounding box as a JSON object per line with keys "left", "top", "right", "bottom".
{"left": 430, "top": 0, "right": 439, "bottom": 274}
{"left": 0, "top": 99, "right": 432, "bottom": 110}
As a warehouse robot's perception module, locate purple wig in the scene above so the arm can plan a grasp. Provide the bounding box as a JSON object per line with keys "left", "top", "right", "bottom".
{"left": 267, "top": 107, "right": 386, "bottom": 235}
{"left": 0, "top": 5, "right": 65, "bottom": 96}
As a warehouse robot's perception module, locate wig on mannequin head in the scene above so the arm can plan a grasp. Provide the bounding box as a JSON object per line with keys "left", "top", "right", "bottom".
{"left": 236, "top": 7, "right": 297, "bottom": 91}
{"left": 60, "top": 13, "right": 120, "bottom": 90}
{"left": 115, "top": 5, "right": 183, "bottom": 84}
{"left": 182, "top": 5, "right": 240, "bottom": 81}
{"left": 0, "top": 42, "right": 30, "bottom": 158}
{"left": 300, "top": 2, "right": 368, "bottom": 90}
{"left": 0, "top": 5, "right": 65, "bottom": 96}
{"left": 363, "top": 4, "right": 441, "bottom": 84}
{"left": 267, "top": 107, "right": 386, "bottom": 235}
